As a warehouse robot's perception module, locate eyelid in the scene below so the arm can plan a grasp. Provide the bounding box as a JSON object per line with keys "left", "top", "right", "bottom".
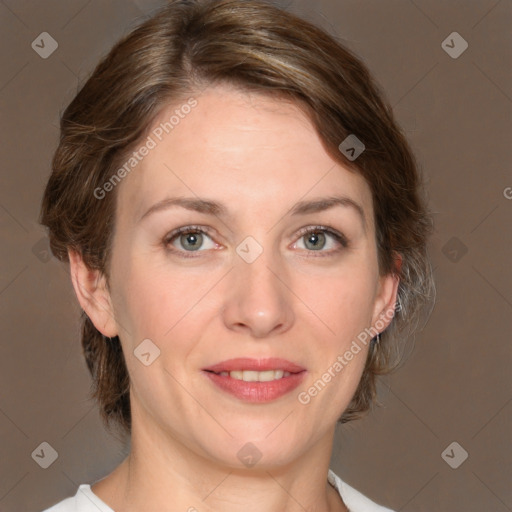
{"left": 292, "top": 225, "right": 349, "bottom": 252}
{"left": 163, "top": 224, "right": 220, "bottom": 257}
{"left": 164, "top": 224, "right": 215, "bottom": 243}
{"left": 163, "top": 224, "right": 349, "bottom": 257}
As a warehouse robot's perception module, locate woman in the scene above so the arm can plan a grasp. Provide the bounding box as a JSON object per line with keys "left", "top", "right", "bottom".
{"left": 39, "top": 0, "right": 434, "bottom": 510}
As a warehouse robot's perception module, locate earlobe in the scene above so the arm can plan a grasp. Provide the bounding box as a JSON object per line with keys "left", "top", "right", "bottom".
{"left": 67, "top": 249, "right": 118, "bottom": 338}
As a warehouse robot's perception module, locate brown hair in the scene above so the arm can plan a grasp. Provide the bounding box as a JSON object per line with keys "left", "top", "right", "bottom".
{"left": 40, "top": 0, "right": 434, "bottom": 439}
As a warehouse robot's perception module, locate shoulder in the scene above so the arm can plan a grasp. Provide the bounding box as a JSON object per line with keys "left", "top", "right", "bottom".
{"left": 40, "top": 484, "right": 114, "bottom": 512}
{"left": 328, "top": 469, "right": 395, "bottom": 512}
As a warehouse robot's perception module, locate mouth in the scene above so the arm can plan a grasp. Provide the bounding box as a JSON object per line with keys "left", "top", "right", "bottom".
{"left": 206, "top": 369, "right": 294, "bottom": 382}
{"left": 202, "top": 358, "right": 306, "bottom": 402}
{"left": 203, "top": 357, "right": 306, "bottom": 374}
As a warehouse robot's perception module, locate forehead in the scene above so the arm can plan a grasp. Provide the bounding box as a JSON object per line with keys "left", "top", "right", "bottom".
{"left": 115, "top": 84, "right": 373, "bottom": 224}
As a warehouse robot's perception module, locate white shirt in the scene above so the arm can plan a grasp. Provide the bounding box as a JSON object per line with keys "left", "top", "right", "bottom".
{"left": 41, "top": 469, "right": 394, "bottom": 511}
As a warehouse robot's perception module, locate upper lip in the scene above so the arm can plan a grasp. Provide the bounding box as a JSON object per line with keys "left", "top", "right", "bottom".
{"left": 203, "top": 358, "right": 306, "bottom": 373}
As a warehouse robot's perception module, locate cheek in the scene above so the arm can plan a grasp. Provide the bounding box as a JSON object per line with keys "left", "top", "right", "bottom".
{"left": 296, "top": 262, "right": 378, "bottom": 341}
{"left": 111, "top": 254, "right": 216, "bottom": 347}
{"left": 295, "top": 267, "right": 376, "bottom": 417}
{"left": 111, "top": 261, "right": 206, "bottom": 408}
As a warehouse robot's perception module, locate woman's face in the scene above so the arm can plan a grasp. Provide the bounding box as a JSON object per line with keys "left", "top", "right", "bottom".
{"left": 94, "top": 83, "right": 398, "bottom": 468}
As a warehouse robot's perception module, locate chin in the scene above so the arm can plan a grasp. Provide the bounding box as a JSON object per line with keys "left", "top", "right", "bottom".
{"left": 192, "top": 421, "right": 312, "bottom": 471}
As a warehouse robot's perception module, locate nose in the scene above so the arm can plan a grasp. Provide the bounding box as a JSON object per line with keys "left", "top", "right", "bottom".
{"left": 221, "top": 247, "right": 295, "bottom": 339}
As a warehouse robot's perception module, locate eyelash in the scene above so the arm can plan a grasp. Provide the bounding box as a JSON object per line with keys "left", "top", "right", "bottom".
{"left": 163, "top": 224, "right": 349, "bottom": 259}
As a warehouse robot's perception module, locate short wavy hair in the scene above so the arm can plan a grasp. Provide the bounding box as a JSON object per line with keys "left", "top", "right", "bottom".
{"left": 40, "top": 0, "right": 434, "bottom": 439}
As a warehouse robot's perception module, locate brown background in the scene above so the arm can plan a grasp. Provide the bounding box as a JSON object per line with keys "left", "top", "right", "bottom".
{"left": 0, "top": 1, "right": 510, "bottom": 511}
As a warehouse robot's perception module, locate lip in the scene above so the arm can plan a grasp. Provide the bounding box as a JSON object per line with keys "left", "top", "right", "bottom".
{"left": 202, "top": 358, "right": 307, "bottom": 403}
{"left": 203, "top": 357, "right": 306, "bottom": 373}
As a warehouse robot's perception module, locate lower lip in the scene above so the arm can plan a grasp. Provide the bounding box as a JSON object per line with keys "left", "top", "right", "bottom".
{"left": 203, "top": 371, "right": 306, "bottom": 402}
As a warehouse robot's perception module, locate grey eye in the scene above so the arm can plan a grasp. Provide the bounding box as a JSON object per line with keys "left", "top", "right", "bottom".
{"left": 303, "top": 231, "right": 326, "bottom": 250}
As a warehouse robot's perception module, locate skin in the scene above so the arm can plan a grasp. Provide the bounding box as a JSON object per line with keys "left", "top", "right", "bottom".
{"left": 68, "top": 83, "right": 399, "bottom": 512}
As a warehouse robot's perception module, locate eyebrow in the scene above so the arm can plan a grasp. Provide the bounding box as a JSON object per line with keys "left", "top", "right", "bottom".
{"left": 138, "top": 195, "right": 366, "bottom": 228}
{"left": 290, "top": 196, "right": 365, "bottom": 227}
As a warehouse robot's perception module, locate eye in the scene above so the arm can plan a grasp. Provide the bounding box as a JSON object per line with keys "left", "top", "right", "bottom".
{"left": 163, "top": 224, "right": 348, "bottom": 258}
{"left": 164, "top": 225, "right": 219, "bottom": 255}
{"left": 293, "top": 226, "right": 348, "bottom": 255}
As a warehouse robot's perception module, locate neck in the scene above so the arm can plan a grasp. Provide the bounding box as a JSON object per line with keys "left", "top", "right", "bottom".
{"left": 92, "top": 406, "right": 347, "bottom": 512}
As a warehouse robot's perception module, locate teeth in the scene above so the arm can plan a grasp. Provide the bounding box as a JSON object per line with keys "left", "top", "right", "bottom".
{"left": 218, "top": 369, "right": 292, "bottom": 381}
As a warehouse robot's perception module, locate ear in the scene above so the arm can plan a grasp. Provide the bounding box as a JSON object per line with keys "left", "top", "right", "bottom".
{"left": 68, "top": 249, "right": 118, "bottom": 338}
{"left": 370, "top": 253, "right": 402, "bottom": 333}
